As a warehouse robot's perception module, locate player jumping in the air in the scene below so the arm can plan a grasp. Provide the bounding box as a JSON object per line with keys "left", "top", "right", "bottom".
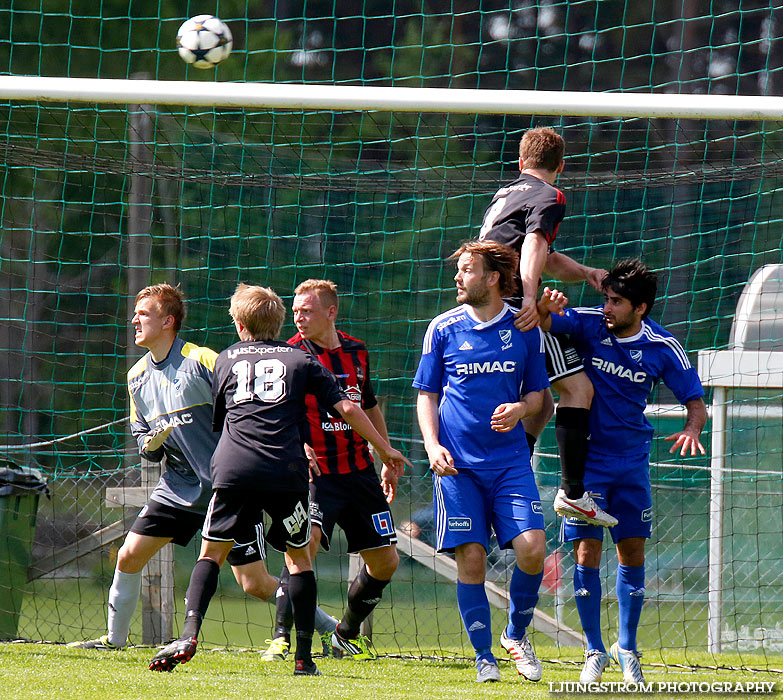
{"left": 148, "top": 284, "right": 410, "bottom": 676}
{"left": 538, "top": 260, "right": 706, "bottom": 684}
{"left": 261, "top": 279, "right": 403, "bottom": 662}
{"left": 479, "top": 127, "right": 616, "bottom": 528}
{"left": 414, "top": 240, "right": 549, "bottom": 684}
{"left": 69, "top": 284, "right": 281, "bottom": 651}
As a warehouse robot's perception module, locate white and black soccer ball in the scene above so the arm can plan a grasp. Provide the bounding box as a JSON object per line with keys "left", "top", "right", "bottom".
{"left": 176, "top": 15, "right": 233, "bottom": 69}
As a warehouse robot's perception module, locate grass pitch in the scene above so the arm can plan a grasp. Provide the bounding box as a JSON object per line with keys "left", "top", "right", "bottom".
{"left": 1, "top": 641, "right": 777, "bottom": 700}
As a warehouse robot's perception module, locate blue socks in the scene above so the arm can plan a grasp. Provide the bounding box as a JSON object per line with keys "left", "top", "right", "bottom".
{"left": 456, "top": 563, "right": 642, "bottom": 661}
{"left": 573, "top": 563, "right": 605, "bottom": 652}
{"left": 506, "top": 566, "right": 542, "bottom": 639}
{"left": 616, "top": 564, "right": 645, "bottom": 651}
{"left": 573, "top": 563, "right": 645, "bottom": 653}
{"left": 457, "top": 581, "right": 494, "bottom": 663}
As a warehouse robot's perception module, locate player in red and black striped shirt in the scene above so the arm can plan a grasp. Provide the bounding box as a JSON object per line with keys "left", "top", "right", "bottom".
{"left": 289, "top": 329, "right": 377, "bottom": 476}
{"left": 262, "top": 279, "right": 402, "bottom": 661}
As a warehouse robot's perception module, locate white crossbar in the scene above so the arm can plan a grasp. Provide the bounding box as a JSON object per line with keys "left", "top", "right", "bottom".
{"left": 1, "top": 75, "right": 783, "bottom": 119}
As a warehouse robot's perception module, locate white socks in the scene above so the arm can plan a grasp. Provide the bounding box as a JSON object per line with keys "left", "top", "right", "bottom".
{"left": 106, "top": 569, "right": 142, "bottom": 647}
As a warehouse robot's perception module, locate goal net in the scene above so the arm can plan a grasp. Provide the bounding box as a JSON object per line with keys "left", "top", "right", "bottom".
{"left": 2, "top": 3, "right": 783, "bottom": 671}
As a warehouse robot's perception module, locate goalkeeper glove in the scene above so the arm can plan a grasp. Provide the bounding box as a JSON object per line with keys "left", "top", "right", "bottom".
{"left": 142, "top": 425, "right": 173, "bottom": 453}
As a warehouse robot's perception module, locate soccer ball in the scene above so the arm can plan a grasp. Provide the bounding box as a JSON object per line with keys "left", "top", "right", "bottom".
{"left": 176, "top": 15, "right": 233, "bottom": 69}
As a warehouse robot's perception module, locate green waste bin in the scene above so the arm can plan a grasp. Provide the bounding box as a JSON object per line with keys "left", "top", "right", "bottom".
{"left": 0, "top": 462, "right": 48, "bottom": 640}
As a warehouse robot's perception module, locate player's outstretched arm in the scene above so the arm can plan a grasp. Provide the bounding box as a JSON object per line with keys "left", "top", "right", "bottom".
{"left": 365, "top": 401, "right": 400, "bottom": 500}
{"left": 416, "top": 390, "right": 457, "bottom": 476}
{"left": 664, "top": 398, "right": 707, "bottom": 456}
{"left": 380, "top": 464, "right": 398, "bottom": 503}
{"left": 366, "top": 404, "right": 391, "bottom": 442}
{"left": 304, "top": 443, "right": 321, "bottom": 479}
{"left": 545, "top": 251, "right": 607, "bottom": 291}
{"left": 490, "top": 389, "right": 545, "bottom": 432}
{"left": 536, "top": 286, "right": 568, "bottom": 332}
{"left": 333, "top": 399, "right": 412, "bottom": 475}
{"left": 366, "top": 404, "right": 400, "bottom": 478}
{"left": 515, "top": 232, "right": 549, "bottom": 331}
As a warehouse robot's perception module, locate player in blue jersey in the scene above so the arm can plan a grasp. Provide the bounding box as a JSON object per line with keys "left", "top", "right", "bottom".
{"left": 537, "top": 259, "right": 707, "bottom": 685}
{"left": 414, "top": 240, "right": 550, "bottom": 684}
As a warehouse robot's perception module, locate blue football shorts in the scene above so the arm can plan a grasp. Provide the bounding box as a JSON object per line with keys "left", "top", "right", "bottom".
{"left": 560, "top": 450, "right": 653, "bottom": 544}
{"left": 433, "top": 464, "right": 544, "bottom": 553}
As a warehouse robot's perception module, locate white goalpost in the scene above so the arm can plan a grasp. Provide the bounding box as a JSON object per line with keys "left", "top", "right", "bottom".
{"left": 2, "top": 74, "right": 783, "bottom": 119}
{"left": 698, "top": 265, "right": 783, "bottom": 654}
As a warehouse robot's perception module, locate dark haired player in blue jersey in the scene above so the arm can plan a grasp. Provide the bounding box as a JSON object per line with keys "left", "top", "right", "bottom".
{"left": 414, "top": 240, "right": 550, "bottom": 684}
{"left": 537, "top": 260, "right": 706, "bottom": 685}
{"left": 148, "top": 284, "right": 410, "bottom": 677}
{"left": 480, "top": 127, "right": 616, "bottom": 529}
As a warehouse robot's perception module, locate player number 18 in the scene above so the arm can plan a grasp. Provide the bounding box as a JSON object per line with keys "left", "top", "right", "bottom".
{"left": 231, "top": 358, "right": 287, "bottom": 404}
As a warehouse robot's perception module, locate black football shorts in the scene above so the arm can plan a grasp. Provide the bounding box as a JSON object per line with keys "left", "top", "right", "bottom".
{"left": 130, "top": 498, "right": 264, "bottom": 564}
{"left": 130, "top": 499, "right": 205, "bottom": 547}
{"left": 203, "top": 486, "right": 311, "bottom": 553}
{"left": 542, "top": 330, "right": 585, "bottom": 383}
{"left": 310, "top": 468, "right": 397, "bottom": 553}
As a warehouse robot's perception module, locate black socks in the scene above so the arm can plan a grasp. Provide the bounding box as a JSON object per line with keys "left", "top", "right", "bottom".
{"left": 289, "top": 570, "right": 317, "bottom": 662}
{"left": 337, "top": 566, "right": 390, "bottom": 640}
{"left": 182, "top": 558, "right": 220, "bottom": 639}
{"left": 555, "top": 407, "right": 591, "bottom": 499}
{"left": 273, "top": 565, "right": 294, "bottom": 641}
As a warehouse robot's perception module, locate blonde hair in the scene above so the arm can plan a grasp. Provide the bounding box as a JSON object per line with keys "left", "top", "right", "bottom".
{"left": 294, "top": 279, "right": 339, "bottom": 309}
{"left": 519, "top": 127, "right": 565, "bottom": 172}
{"left": 135, "top": 283, "right": 185, "bottom": 331}
{"left": 229, "top": 284, "right": 286, "bottom": 340}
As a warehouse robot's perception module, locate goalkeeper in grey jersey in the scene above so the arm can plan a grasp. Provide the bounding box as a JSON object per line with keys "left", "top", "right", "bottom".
{"left": 70, "top": 283, "right": 332, "bottom": 650}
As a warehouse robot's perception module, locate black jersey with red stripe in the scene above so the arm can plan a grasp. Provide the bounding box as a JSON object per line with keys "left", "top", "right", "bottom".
{"left": 479, "top": 172, "right": 566, "bottom": 303}
{"left": 288, "top": 330, "right": 378, "bottom": 475}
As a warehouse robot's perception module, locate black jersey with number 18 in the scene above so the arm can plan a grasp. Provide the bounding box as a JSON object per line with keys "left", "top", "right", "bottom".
{"left": 210, "top": 340, "right": 348, "bottom": 491}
